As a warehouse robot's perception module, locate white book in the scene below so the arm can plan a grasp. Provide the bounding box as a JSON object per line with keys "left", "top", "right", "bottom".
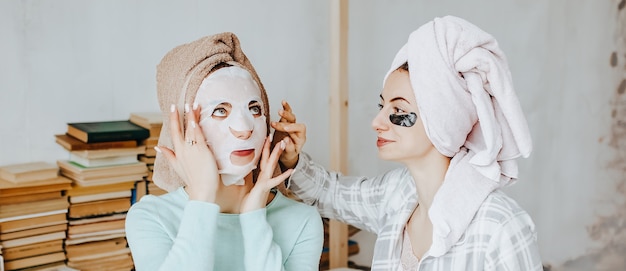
{"left": 69, "top": 146, "right": 145, "bottom": 159}
{"left": 69, "top": 190, "right": 132, "bottom": 204}
{"left": 69, "top": 153, "right": 139, "bottom": 168}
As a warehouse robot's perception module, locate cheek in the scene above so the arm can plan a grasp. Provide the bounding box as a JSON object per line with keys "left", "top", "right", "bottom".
{"left": 200, "top": 119, "right": 228, "bottom": 143}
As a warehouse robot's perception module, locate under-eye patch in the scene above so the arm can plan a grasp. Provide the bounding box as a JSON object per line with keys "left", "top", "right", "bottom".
{"left": 389, "top": 112, "right": 417, "bottom": 127}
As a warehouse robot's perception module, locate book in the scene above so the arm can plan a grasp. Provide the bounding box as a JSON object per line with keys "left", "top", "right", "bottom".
{"left": 2, "top": 239, "right": 64, "bottom": 261}
{"left": 0, "top": 176, "right": 72, "bottom": 198}
{"left": 3, "top": 251, "right": 66, "bottom": 270}
{"left": 0, "top": 212, "right": 67, "bottom": 234}
{"left": 64, "top": 232, "right": 126, "bottom": 246}
{"left": 68, "top": 154, "right": 139, "bottom": 168}
{"left": 12, "top": 262, "right": 78, "bottom": 271}
{"left": 57, "top": 160, "right": 147, "bottom": 180}
{"left": 0, "top": 191, "right": 63, "bottom": 205}
{"left": 0, "top": 197, "right": 69, "bottom": 220}
{"left": 67, "top": 252, "right": 133, "bottom": 270}
{"left": 68, "top": 197, "right": 131, "bottom": 219}
{"left": 55, "top": 134, "right": 137, "bottom": 151}
{"left": 0, "top": 231, "right": 66, "bottom": 248}
{"left": 69, "top": 190, "right": 132, "bottom": 204}
{"left": 132, "top": 180, "right": 147, "bottom": 204}
{"left": 67, "top": 219, "right": 125, "bottom": 236}
{"left": 0, "top": 162, "right": 58, "bottom": 184}
{"left": 0, "top": 223, "right": 67, "bottom": 241}
{"left": 129, "top": 112, "right": 163, "bottom": 137}
{"left": 66, "top": 182, "right": 135, "bottom": 197}
{"left": 68, "top": 214, "right": 126, "bottom": 226}
{"left": 65, "top": 237, "right": 127, "bottom": 260}
{"left": 66, "top": 120, "right": 150, "bottom": 143}
{"left": 69, "top": 146, "right": 145, "bottom": 159}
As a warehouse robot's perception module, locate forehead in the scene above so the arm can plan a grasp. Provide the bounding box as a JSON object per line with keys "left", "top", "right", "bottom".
{"left": 381, "top": 70, "right": 416, "bottom": 104}
{"left": 196, "top": 67, "right": 262, "bottom": 102}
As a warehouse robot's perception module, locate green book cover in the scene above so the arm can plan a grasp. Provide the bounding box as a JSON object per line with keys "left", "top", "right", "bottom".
{"left": 67, "top": 120, "right": 150, "bottom": 143}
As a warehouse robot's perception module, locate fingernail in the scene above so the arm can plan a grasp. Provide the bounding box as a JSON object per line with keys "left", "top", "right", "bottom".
{"left": 280, "top": 140, "right": 286, "bottom": 150}
{"left": 190, "top": 120, "right": 196, "bottom": 128}
{"left": 154, "top": 146, "right": 162, "bottom": 153}
{"left": 193, "top": 102, "right": 198, "bottom": 110}
{"left": 284, "top": 125, "right": 290, "bottom": 131}
{"left": 184, "top": 103, "right": 190, "bottom": 113}
{"left": 279, "top": 109, "right": 284, "bottom": 115}
{"left": 170, "top": 104, "right": 175, "bottom": 112}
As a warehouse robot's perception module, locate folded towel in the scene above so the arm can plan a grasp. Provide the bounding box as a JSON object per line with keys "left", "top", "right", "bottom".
{"left": 384, "top": 16, "right": 532, "bottom": 256}
{"left": 154, "top": 33, "right": 270, "bottom": 192}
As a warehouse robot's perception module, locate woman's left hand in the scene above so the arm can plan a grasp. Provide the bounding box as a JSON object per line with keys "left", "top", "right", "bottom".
{"left": 241, "top": 136, "right": 293, "bottom": 213}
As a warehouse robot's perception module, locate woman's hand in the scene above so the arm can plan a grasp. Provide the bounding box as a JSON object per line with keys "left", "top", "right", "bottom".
{"left": 271, "top": 100, "right": 306, "bottom": 170}
{"left": 240, "top": 136, "right": 293, "bottom": 213}
{"left": 155, "top": 103, "right": 220, "bottom": 202}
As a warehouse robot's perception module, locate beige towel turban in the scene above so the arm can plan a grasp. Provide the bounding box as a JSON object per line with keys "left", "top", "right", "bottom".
{"left": 384, "top": 16, "right": 532, "bottom": 256}
{"left": 154, "top": 32, "right": 270, "bottom": 192}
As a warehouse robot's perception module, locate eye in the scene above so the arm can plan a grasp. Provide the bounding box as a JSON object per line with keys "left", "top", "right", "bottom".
{"left": 249, "top": 101, "right": 262, "bottom": 117}
{"left": 377, "top": 103, "right": 383, "bottom": 110}
{"left": 212, "top": 107, "right": 228, "bottom": 117}
{"left": 394, "top": 107, "right": 407, "bottom": 114}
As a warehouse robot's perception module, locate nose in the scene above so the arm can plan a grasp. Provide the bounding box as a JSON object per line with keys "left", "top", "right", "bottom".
{"left": 230, "top": 127, "right": 253, "bottom": 140}
{"left": 371, "top": 110, "right": 389, "bottom": 132}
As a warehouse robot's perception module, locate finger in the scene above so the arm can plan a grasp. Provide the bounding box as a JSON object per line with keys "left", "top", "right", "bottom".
{"left": 155, "top": 146, "right": 176, "bottom": 165}
{"left": 260, "top": 135, "right": 271, "bottom": 169}
{"left": 188, "top": 103, "right": 207, "bottom": 147}
{"left": 266, "top": 169, "right": 294, "bottom": 188}
{"left": 265, "top": 139, "right": 286, "bottom": 174}
{"left": 277, "top": 100, "right": 296, "bottom": 123}
{"left": 169, "top": 104, "right": 184, "bottom": 149}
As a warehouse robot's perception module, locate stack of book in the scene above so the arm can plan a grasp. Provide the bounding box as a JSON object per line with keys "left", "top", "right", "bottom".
{"left": 129, "top": 112, "right": 167, "bottom": 197}
{"left": 55, "top": 120, "right": 150, "bottom": 271}
{"left": 0, "top": 162, "right": 72, "bottom": 271}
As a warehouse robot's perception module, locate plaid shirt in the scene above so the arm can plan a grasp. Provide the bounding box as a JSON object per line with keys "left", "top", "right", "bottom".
{"left": 288, "top": 153, "right": 542, "bottom": 271}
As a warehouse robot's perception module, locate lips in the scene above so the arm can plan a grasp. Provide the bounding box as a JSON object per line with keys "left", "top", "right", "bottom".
{"left": 376, "top": 137, "right": 393, "bottom": 147}
{"left": 230, "top": 149, "right": 256, "bottom": 166}
{"left": 232, "top": 149, "right": 254, "bottom": 156}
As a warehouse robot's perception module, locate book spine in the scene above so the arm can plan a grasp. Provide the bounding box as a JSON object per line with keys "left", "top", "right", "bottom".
{"left": 85, "top": 131, "right": 148, "bottom": 143}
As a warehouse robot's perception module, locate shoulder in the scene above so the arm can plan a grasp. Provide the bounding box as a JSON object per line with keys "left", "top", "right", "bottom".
{"left": 474, "top": 190, "right": 534, "bottom": 226}
{"left": 466, "top": 190, "right": 537, "bottom": 243}
{"left": 127, "top": 188, "right": 186, "bottom": 224}
{"left": 269, "top": 190, "right": 320, "bottom": 217}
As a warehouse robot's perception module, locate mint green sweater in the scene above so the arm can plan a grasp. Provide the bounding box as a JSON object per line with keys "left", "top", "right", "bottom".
{"left": 125, "top": 187, "right": 323, "bottom": 271}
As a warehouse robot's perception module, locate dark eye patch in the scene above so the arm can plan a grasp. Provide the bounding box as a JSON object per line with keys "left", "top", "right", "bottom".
{"left": 389, "top": 112, "right": 417, "bottom": 127}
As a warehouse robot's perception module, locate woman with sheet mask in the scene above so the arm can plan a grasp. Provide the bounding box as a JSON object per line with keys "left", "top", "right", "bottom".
{"left": 273, "top": 16, "right": 542, "bottom": 270}
{"left": 125, "top": 33, "right": 323, "bottom": 271}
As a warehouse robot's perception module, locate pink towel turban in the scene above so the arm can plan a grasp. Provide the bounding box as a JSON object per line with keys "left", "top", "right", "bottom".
{"left": 384, "top": 16, "right": 532, "bottom": 256}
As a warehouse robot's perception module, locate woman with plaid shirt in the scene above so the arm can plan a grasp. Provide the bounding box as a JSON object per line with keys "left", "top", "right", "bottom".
{"left": 272, "top": 16, "right": 542, "bottom": 271}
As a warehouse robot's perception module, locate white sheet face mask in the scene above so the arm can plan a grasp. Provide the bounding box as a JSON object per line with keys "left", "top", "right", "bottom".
{"left": 194, "top": 66, "right": 267, "bottom": 186}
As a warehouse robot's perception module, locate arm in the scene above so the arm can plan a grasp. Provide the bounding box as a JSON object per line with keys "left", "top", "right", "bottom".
{"left": 126, "top": 200, "right": 219, "bottom": 271}
{"left": 484, "top": 213, "right": 543, "bottom": 271}
{"left": 289, "top": 152, "right": 411, "bottom": 233}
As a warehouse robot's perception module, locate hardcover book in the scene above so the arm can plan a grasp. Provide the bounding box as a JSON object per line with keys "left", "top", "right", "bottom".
{"left": 0, "top": 176, "right": 72, "bottom": 198}
{"left": 66, "top": 120, "right": 150, "bottom": 143}
{"left": 55, "top": 134, "right": 137, "bottom": 151}
{"left": 0, "top": 162, "right": 58, "bottom": 184}
{"left": 129, "top": 112, "right": 163, "bottom": 138}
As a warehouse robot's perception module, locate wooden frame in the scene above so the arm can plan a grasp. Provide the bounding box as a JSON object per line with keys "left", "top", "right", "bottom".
{"left": 328, "top": 0, "right": 349, "bottom": 268}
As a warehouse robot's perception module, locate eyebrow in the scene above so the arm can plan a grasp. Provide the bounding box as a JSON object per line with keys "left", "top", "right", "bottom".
{"left": 379, "top": 94, "right": 410, "bottom": 103}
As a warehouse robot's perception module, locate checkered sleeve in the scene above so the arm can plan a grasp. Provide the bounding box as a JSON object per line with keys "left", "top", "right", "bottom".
{"left": 288, "top": 153, "right": 406, "bottom": 233}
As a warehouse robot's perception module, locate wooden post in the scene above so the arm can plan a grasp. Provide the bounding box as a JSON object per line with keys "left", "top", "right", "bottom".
{"left": 329, "top": 0, "right": 349, "bottom": 269}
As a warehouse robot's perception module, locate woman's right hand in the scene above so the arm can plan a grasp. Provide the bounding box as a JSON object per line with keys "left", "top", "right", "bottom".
{"left": 271, "top": 100, "right": 307, "bottom": 170}
{"left": 155, "top": 103, "right": 220, "bottom": 202}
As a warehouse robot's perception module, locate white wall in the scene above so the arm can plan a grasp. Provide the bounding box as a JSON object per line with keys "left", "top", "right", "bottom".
{"left": 1, "top": 1, "right": 625, "bottom": 270}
